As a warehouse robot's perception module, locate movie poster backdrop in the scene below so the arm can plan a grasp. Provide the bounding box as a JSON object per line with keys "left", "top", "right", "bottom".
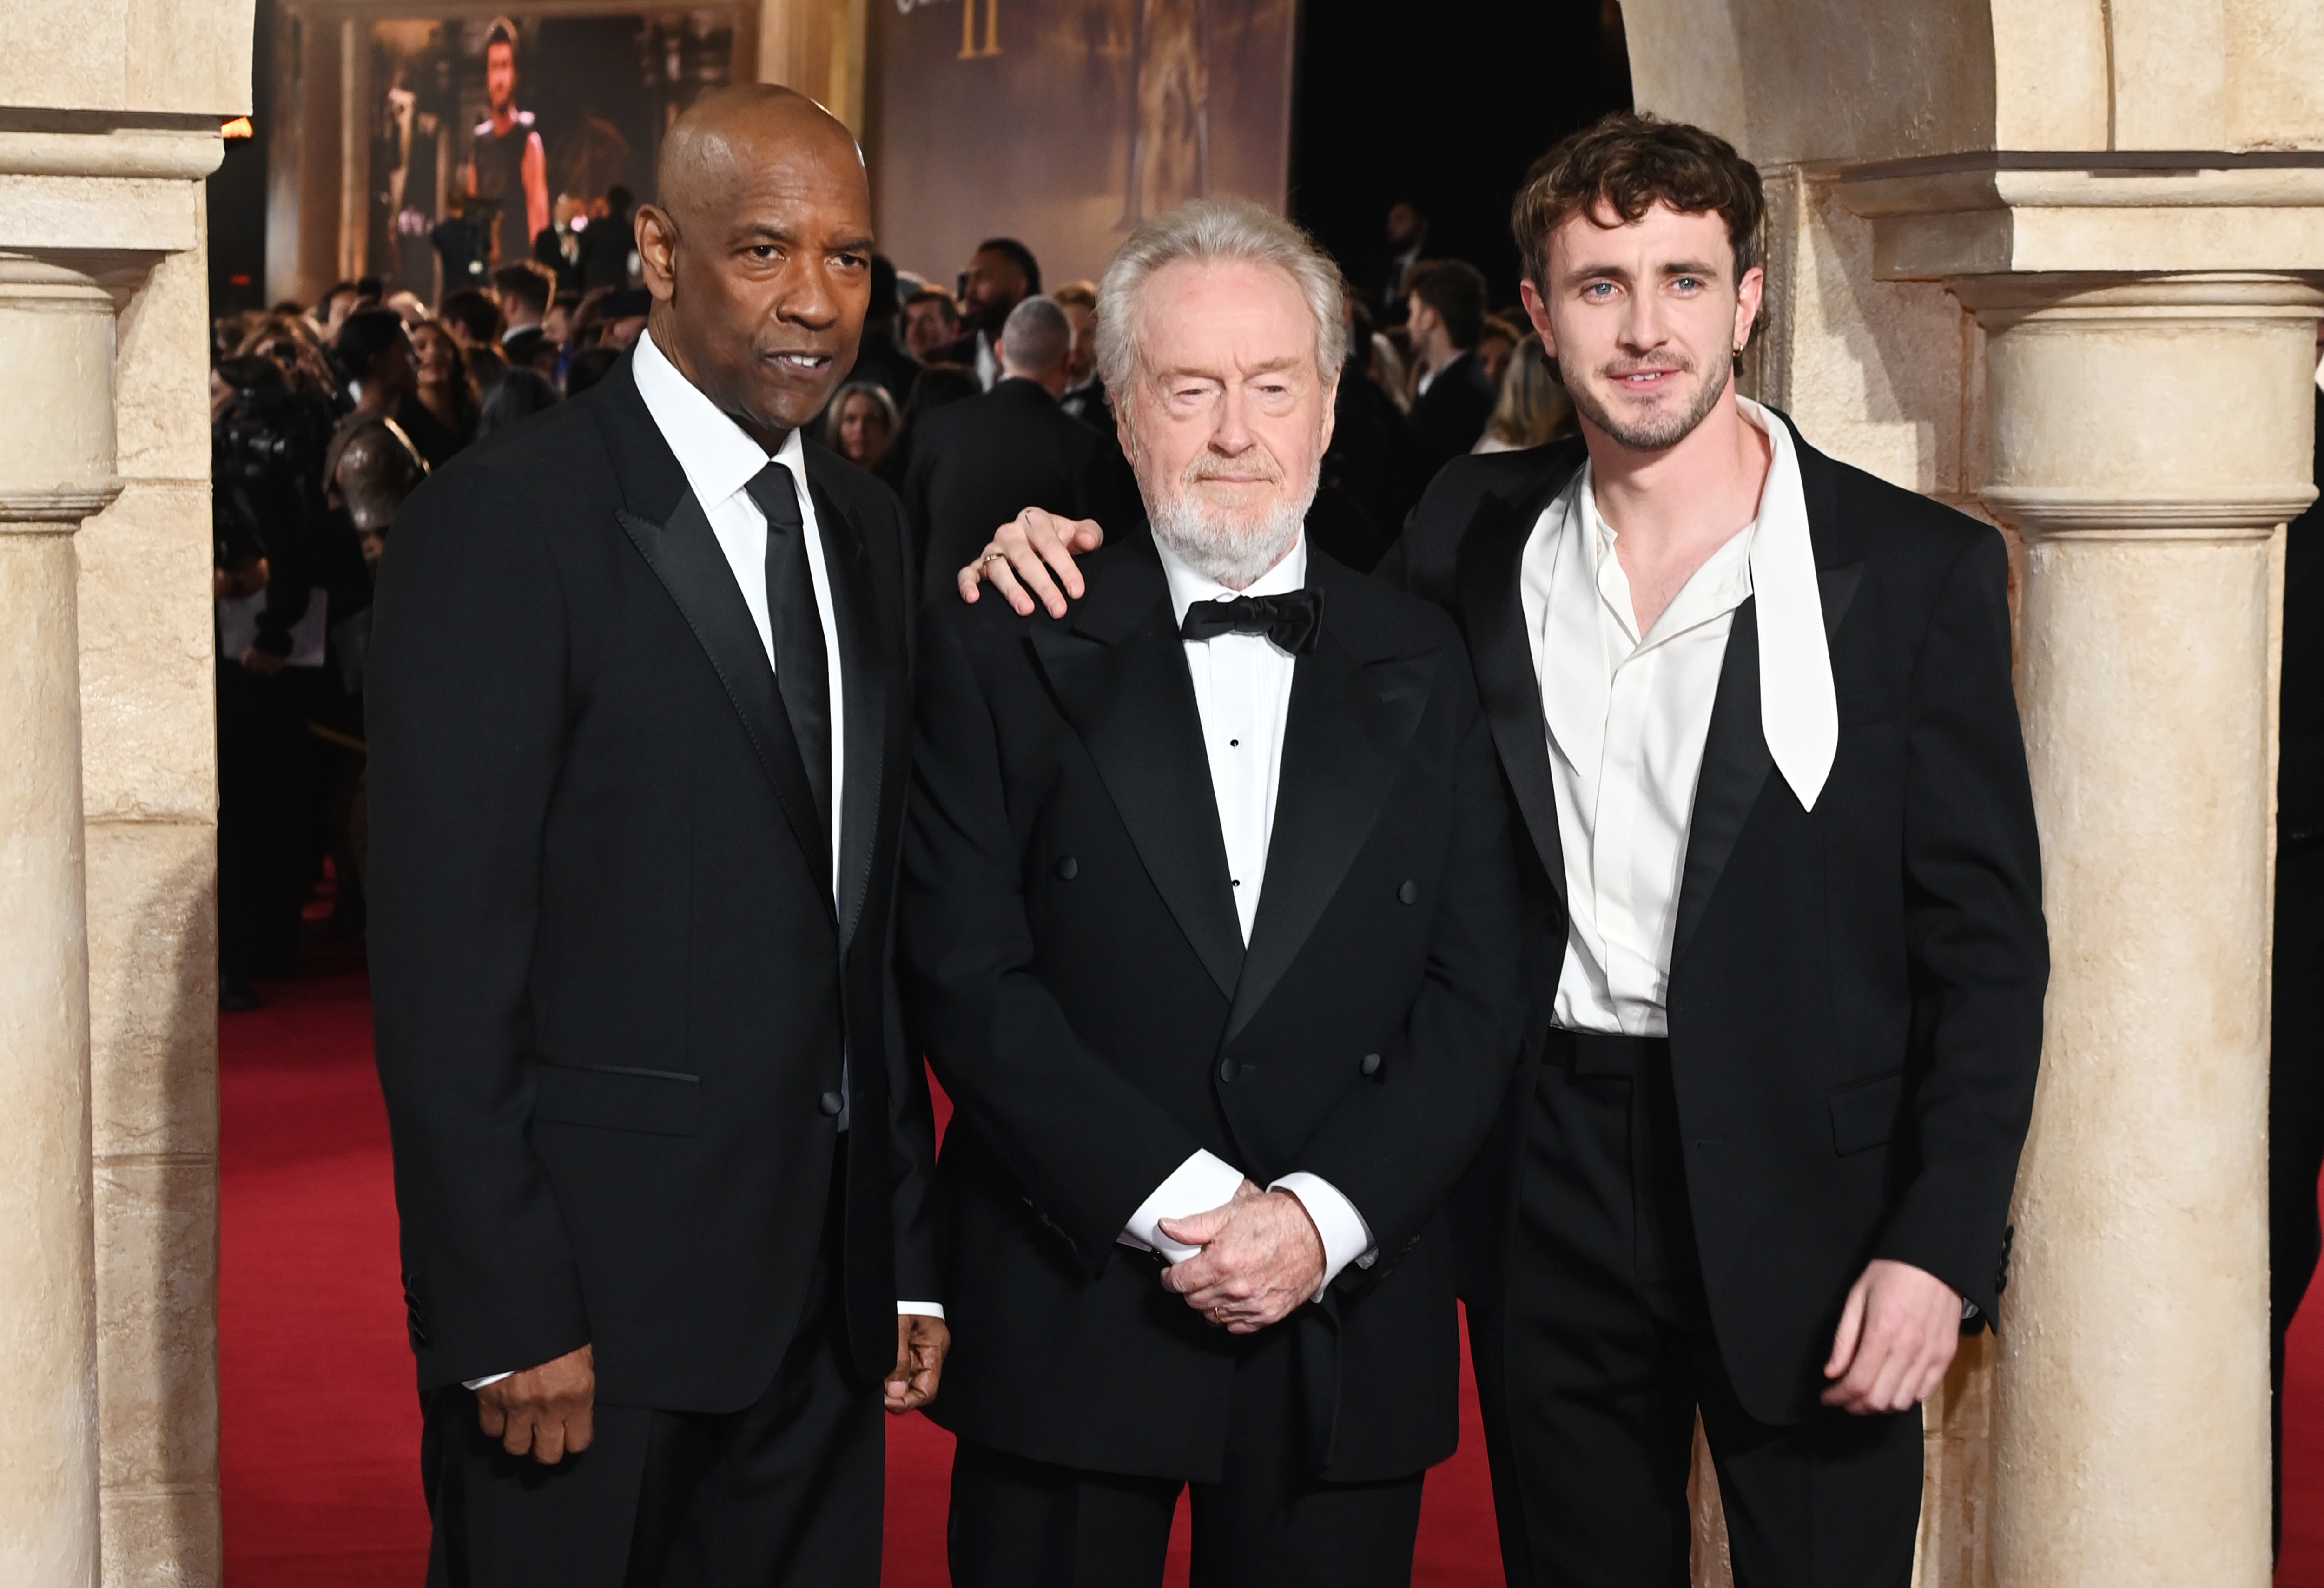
{"left": 367, "top": 12, "right": 737, "bottom": 299}
{"left": 870, "top": 0, "right": 1299, "bottom": 293}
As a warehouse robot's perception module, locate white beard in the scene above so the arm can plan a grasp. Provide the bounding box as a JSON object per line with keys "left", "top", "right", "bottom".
{"left": 1145, "top": 476, "right": 1316, "bottom": 589}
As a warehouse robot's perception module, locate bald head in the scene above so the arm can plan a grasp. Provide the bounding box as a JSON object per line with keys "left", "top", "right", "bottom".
{"left": 655, "top": 85, "right": 862, "bottom": 231}
{"left": 635, "top": 84, "right": 876, "bottom": 448}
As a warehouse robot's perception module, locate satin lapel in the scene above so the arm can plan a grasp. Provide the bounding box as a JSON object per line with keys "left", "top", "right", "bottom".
{"left": 1670, "top": 563, "right": 1864, "bottom": 969}
{"left": 1029, "top": 574, "right": 1246, "bottom": 1002}
{"left": 812, "top": 477, "right": 891, "bottom": 957}
{"left": 1225, "top": 615, "right": 1438, "bottom": 1046}
{"left": 1456, "top": 469, "right": 1577, "bottom": 909}
{"left": 615, "top": 492, "right": 836, "bottom": 913}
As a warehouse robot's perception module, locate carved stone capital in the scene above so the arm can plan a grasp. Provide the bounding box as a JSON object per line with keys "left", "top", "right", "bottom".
{"left": 1936, "top": 272, "right": 2324, "bottom": 543}
{"left": 1837, "top": 151, "right": 2324, "bottom": 280}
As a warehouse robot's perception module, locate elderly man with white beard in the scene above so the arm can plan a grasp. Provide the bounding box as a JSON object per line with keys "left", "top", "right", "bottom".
{"left": 898, "top": 200, "right": 1525, "bottom": 1587}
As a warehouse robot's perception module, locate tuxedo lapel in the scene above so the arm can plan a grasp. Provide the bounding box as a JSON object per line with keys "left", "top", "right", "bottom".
{"left": 1030, "top": 551, "right": 1246, "bottom": 1001}
{"left": 1456, "top": 457, "right": 1580, "bottom": 909}
{"left": 1226, "top": 572, "right": 1438, "bottom": 1045}
{"left": 1671, "top": 562, "right": 1864, "bottom": 969}
{"left": 615, "top": 490, "right": 836, "bottom": 914}
{"left": 810, "top": 470, "right": 893, "bottom": 957}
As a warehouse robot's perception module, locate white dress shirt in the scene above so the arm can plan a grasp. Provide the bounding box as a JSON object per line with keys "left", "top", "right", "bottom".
{"left": 466, "top": 338, "right": 930, "bottom": 1390}
{"left": 1113, "top": 533, "right": 1378, "bottom": 1300}
{"left": 1523, "top": 398, "right": 1833, "bottom": 1037}
{"left": 633, "top": 329, "right": 847, "bottom": 891}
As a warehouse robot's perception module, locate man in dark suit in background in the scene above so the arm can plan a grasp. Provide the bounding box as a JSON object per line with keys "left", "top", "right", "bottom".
{"left": 578, "top": 184, "right": 635, "bottom": 292}
{"left": 1403, "top": 259, "right": 1497, "bottom": 468}
{"left": 368, "top": 84, "right": 945, "bottom": 1588}
{"left": 932, "top": 236, "right": 1040, "bottom": 388}
{"left": 1052, "top": 280, "right": 1110, "bottom": 428}
{"left": 911, "top": 197, "right": 1522, "bottom": 1588}
{"left": 846, "top": 253, "right": 922, "bottom": 405}
{"left": 906, "top": 294, "right": 1106, "bottom": 600}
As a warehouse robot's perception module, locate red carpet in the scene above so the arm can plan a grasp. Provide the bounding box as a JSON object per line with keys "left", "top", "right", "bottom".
{"left": 217, "top": 949, "right": 2318, "bottom": 1584}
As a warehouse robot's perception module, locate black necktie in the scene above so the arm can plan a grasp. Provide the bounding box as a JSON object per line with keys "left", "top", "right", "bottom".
{"left": 747, "top": 463, "right": 832, "bottom": 848}
{"left": 1178, "top": 588, "right": 1325, "bottom": 655}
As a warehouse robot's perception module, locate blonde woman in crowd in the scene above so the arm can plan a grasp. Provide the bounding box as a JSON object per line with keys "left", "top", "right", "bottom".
{"left": 1473, "top": 333, "right": 1574, "bottom": 453}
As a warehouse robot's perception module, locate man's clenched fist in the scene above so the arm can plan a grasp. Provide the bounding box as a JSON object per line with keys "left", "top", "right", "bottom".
{"left": 476, "top": 1343, "right": 595, "bottom": 1464}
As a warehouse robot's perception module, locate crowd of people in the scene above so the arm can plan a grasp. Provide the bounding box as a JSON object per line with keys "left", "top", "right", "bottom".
{"left": 208, "top": 180, "right": 1577, "bottom": 1010}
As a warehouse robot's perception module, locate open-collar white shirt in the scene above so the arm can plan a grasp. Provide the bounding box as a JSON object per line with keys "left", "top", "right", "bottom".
{"left": 1115, "top": 532, "right": 1378, "bottom": 1298}
{"left": 1522, "top": 397, "right": 1834, "bottom": 1037}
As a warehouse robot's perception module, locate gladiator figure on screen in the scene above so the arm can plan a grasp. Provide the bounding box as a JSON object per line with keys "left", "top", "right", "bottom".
{"left": 464, "top": 18, "right": 549, "bottom": 264}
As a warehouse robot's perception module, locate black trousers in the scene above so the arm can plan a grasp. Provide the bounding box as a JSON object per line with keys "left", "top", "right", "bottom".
{"left": 2274, "top": 836, "right": 2324, "bottom": 1546}
{"left": 1471, "top": 1030, "right": 1923, "bottom": 1588}
{"left": 420, "top": 1166, "right": 882, "bottom": 1588}
{"left": 946, "top": 1321, "right": 1423, "bottom": 1588}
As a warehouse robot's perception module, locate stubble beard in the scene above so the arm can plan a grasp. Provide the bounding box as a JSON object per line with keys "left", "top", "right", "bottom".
{"left": 1563, "top": 349, "right": 1733, "bottom": 455}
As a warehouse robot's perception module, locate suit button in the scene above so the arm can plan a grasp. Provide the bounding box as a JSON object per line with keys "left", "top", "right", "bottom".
{"left": 819, "top": 1090, "right": 844, "bottom": 1116}
{"left": 1056, "top": 855, "right": 1079, "bottom": 880}
{"left": 1398, "top": 879, "right": 1419, "bottom": 905}
{"left": 1360, "top": 1052, "right": 1381, "bottom": 1077}
{"left": 1219, "top": 1055, "right": 1240, "bottom": 1084}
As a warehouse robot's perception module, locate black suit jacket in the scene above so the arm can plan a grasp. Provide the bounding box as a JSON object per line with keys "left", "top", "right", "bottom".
{"left": 901, "top": 540, "right": 1525, "bottom": 1483}
{"left": 1406, "top": 350, "right": 1496, "bottom": 469}
{"left": 367, "top": 356, "right": 942, "bottom": 1412}
{"left": 904, "top": 376, "right": 1107, "bottom": 600}
{"left": 1380, "top": 420, "right": 2047, "bottom": 1425}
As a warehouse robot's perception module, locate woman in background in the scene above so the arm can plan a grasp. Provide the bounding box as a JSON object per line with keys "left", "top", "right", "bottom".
{"left": 1474, "top": 334, "right": 1575, "bottom": 453}
{"left": 825, "top": 380, "right": 900, "bottom": 474}
{"left": 398, "top": 320, "right": 478, "bottom": 470}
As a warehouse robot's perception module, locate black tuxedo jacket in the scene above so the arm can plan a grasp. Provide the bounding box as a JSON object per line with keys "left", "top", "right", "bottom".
{"left": 367, "top": 356, "right": 941, "bottom": 1412}
{"left": 1407, "top": 351, "right": 1496, "bottom": 468}
{"left": 904, "top": 376, "right": 1109, "bottom": 601}
{"left": 1380, "top": 420, "right": 2048, "bottom": 1425}
{"left": 901, "top": 540, "right": 1525, "bottom": 1483}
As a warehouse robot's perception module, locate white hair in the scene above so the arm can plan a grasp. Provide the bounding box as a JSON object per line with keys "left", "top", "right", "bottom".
{"left": 1095, "top": 199, "right": 1348, "bottom": 397}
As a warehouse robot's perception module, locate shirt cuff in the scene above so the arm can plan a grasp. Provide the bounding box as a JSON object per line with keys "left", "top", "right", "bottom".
{"left": 1120, "top": 1148, "right": 1247, "bottom": 1262}
{"left": 898, "top": 1301, "right": 945, "bottom": 1320}
{"left": 462, "top": 1371, "right": 514, "bottom": 1390}
{"left": 1270, "top": 1172, "right": 1378, "bottom": 1300}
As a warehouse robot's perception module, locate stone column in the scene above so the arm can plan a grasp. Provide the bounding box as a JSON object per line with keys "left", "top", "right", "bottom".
{"left": 0, "top": 254, "right": 122, "bottom": 1588}
{"left": 1956, "top": 272, "right": 2323, "bottom": 1588}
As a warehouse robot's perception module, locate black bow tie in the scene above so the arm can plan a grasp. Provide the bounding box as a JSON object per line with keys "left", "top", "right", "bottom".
{"left": 1179, "top": 589, "right": 1325, "bottom": 655}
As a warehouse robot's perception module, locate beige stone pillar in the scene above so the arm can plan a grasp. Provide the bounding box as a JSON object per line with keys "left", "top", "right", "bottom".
{"left": 1954, "top": 272, "right": 2323, "bottom": 1588}
{"left": 0, "top": 255, "right": 123, "bottom": 1588}
{"left": 0, "top": 111, "right": 230, "bottom": 1583}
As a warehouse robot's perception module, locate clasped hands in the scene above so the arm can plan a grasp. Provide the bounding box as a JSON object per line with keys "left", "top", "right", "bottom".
{"left": 476, "top": 1312, "right": 952, "bottom": 1465}
{"left": 1157, "top": 1177, "right": 1327, "bottom": 1335}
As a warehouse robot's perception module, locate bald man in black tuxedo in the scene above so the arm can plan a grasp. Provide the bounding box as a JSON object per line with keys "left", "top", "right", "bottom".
{"left": 369, "top": 86, "right": 944, "bottom": 1588}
